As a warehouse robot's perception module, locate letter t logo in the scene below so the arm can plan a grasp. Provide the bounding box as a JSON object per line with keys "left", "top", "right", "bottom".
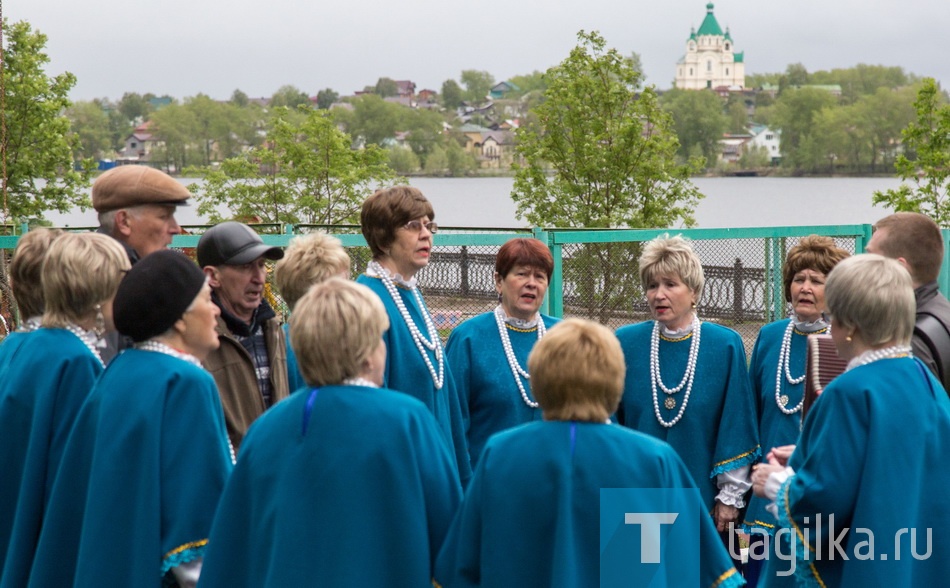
{"left": 624, "top": 513, "right": 679, "bottom": 563}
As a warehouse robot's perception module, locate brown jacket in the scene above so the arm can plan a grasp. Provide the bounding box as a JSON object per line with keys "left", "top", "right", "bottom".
{"left": 203, "top": 314, "right": 289, "bottom": 451}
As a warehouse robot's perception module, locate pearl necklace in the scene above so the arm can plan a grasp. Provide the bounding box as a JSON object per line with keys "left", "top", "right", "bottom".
{"left": 774, "top": 321, "right": 827, "bottom": 415}
{"left": 846, "top": 345, "right": 913, "bottom": 371}
{"left": 136, "top": 340, "right": 236, "bottom": 464}
{"left": 650, "top": 315, "right": 701, "bottom": 428}
{"left": 368, "top": 261, "right": 444, "bottom": 390}
{"left": 343, "top": 377, "right": 379, "bottom": 388}
{"left": 134, "top": 340, "right": 203, "bottom": 368}
{"left": 494, "top": 305, "right": 546, "bottom": 408}
{"left": 16, "top": 316, "right": 42, "bottom": 333}
{"left": 64, "top": 323, "right": 105, "bottom": 369}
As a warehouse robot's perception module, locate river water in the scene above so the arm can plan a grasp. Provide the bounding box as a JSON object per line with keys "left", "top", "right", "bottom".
{"left": 43, "top": 175, "right": 904, "bottom": 230}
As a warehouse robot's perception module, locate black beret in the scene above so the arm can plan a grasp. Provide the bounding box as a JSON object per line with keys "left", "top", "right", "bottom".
{"left": 113, "top": 250, "right": 207, "bottom": 342}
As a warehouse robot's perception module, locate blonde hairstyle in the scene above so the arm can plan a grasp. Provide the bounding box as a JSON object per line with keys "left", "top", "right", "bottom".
{"left": 291, "top": 278, "right": 390, "bottom": 386}
{"left": 825, "top": 254, "right": 915, "bottom": 347}
{"left": 528, "top": 318, "right": 625, "bottom": 422}
{"left": 782, "top": 235, "right": 850, "bottom": 302}
{"left": 639, "top": 234, "right": 705, "bottom": 300}
{"left": 42, "top": 233, "right": 131, "bottom": 328}
{"left": 10, "top": 228, "right": 65, "bottom": 319}
{"left": 274, "top": 233, "right": 351, "bottom": 310}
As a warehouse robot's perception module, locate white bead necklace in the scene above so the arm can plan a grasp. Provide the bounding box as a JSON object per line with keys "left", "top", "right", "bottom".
{"left": 846, "top": 345, "right": 913, "bottom": 372}
{"left": 135, "top": 340, "right": 236, "bottom": 464}
{"left": 64, "top": 323, "right": 105, "bottom": 369}
{"left": 368, "top": 261, "right": 444, "bottom": 390}
{"left": 774, "top": 321, "right": 827, "bottom": 414}
{"left": 650, "top": 315, "right": 701, "bottom": 428}
{"left": 342, "top": 377, "right": 379, "bottom": 388}
{"left": 493, "top": 305, "right": 546, "bottom": 409}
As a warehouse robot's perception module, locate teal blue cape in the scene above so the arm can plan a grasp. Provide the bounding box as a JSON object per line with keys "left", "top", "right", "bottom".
{"left": 445, "top": 311, "right": 559, "bottom": 468}
{"left": 28, "top": 350, "right": 233, "bottom": 587}
{"left": 615, "top": 321, "right": 760, "bottom": 510}
{"left": 773, "top": 357, "right": 950, "bottom": 586}
{"left": 0, "top": 328, "right": 104, "bottom": 587}
{"left": 357, "top": 274, "right": 472, "bottom": 485}
{"left": 434, "top": 421, "right": 744, "bottom": 588}
{"left": 199, "top": 384, "right": 462, "bottom": 587}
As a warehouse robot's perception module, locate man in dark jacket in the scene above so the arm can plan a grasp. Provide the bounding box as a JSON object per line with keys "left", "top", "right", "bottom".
{"left": 867, "top": 212, "right": 950, "bottom": 391}
{"left": 198, "top": 221, "right": 289, "bottom": 450}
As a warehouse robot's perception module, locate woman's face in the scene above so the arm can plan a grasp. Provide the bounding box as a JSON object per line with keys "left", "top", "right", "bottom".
{"left": 646, "top": 273, "right": 697, "bottom": 331}
{"left": 790, "top": 269, "right": 827, "bottom": 323}
{"left": 179, "top": 283, "right": 220, "bottom": 360}
{"left": 383, "top": 216, "right": 434, "bottom": 280}
{"left": 496, "top": 264, "right": 549, "bottom": 321}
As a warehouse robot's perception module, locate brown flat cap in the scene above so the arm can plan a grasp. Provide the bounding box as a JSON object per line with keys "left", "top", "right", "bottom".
{"left": 92, "top": 166, "right": 192, "bottom": 213}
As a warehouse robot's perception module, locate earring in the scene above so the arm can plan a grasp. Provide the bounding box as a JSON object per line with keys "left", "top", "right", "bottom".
{"left": 94, "top": 304, "right": 106, "bottom": 340}
{"left": 846, "top": 335, "right": 852, "bottom": 343}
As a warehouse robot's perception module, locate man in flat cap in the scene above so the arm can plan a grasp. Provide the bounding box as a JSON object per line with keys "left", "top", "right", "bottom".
{"left": 198, "top": 221, "right": 289, "bottom": 450}
{"left": 93, "top": 165, "right": 190, "bottom": 264}
{"left": 94, "top": 165, "right": 191, "bottom": 362}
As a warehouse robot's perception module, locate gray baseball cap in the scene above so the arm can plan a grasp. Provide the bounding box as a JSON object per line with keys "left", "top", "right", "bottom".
{"left": 197, "top": 221, "right": 284, "bottom": 267}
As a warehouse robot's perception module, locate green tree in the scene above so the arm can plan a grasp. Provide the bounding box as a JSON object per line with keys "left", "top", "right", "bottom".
{"left": 0, "top": 20, "right": 91, "bottom": 225}
{"left": 512, "top": 30, "right": 702, "bottom": 323}
{"left": 117, "top": 92, "right": 154, "bottom": 124}
{"left": 387, "top": 146, "right": 420, "bottom": 174}
{"left": 269, "top": 85, "right": 311, "bottom": 109}
{"left": 873, "top": 78, "right": 950, "bottom": 226}
{"left": 336, "top": 94, "right": 406, "bottom": 146}
{"left": 441, "top": 79, "right": 463, "bottom": 109}
{"left": 769, "top": 87, "right": 837, "bottom": 171}
{"left": 460, "top": 70, "right": 495, "bottom": 103}
{"left": 445, "top": 140, "right": 476, "bottom": 176}
{"left": 66, "top": 100, "right": 113, "bottom": 161}
{"left": 149, "top": 101, "right": 199, "bottom": 172}
{"left": 726, "top": 99, "right": 748, "bottom": 133}
{"left": 316, "top": 88, "right": 338, "bottom": 110}
{"left": 230, "top": 89, "right": 249, "bottom": 107}
{"left": 506, "top": 71, "right": 546, "bottom": 97}
{"left": 374, "top": 77, "right": 399, "bottom": 98}
{"left": 191, "top": 107, "right": 400, "bottom": 226}
{"left": 661, "top": 88, "right": 727, "bottom": 165}
{"left": 423, "top": 145, "right": 448, "bottom": 175}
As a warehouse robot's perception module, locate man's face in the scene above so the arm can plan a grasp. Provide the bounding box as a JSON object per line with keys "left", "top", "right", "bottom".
{"left": 121, "top": 204, "right": 181, "bottom": 257}
{"left": 207, "top": 257, "right": 268, "bottom": 323}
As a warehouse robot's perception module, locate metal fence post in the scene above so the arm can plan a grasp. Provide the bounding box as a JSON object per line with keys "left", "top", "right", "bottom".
{"left": 460, "top": 246, "right": 470, "bottom": 296}
{"left": 733, "top": 257, "right": 744, "bottom": 322}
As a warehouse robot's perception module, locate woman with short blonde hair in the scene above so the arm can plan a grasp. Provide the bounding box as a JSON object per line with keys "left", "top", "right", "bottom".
{"left": 9, "top": 227, "right": 64, "bottom": 330}
{"left": 0, "top": 232, "right": 129, "bottom": 586}
{"left": 200, "top": 278, "right": 462, "bottom": 587}
{"left": 752, "top": 254, "right": 950, "bottom": 585}
{"left": 435, "top": 318, "right": 742, "bottom": 587}
{"left": 615, "top": 233, "right": 758, "bottom": 557}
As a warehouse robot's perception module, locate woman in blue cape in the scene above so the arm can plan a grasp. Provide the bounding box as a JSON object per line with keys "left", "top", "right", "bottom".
{"left": 445, "top": 237, "right": 559, "bottom": 468}
{"left": 356, "top": 185, "right": 472, "bottom": 485}
{"left": 742, "top": 236, "right": 848, "bottom": 586}
{"left": 28, "top": 250, "right": 233, "bottom": 588}
{"left": 200, "top": 278, "right": 462, "bottom": 587}
{"left": 0, "top": 232, "right": 128, "bottom": 587}
{"left": 615, "top": 235, "right": 759, "bottom": 542}
{"left": 273, "top": 232, "right": 351, "bottom": 393}
{"left": 435, "top": 318, "right": 743, "bottom": 588}
{"left": 752, "top": 254, "right": 950, "bottom": 586}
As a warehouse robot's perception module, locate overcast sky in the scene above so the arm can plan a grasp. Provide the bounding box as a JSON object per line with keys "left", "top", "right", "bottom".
{"left": 11, "top": 0, "right": 950, "bottom": 102}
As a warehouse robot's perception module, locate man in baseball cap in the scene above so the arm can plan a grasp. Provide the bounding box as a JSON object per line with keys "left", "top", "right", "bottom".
{"left": 198, "top": 221, "right": 287, "bottom": 450}
{"left": 93, "top": 165, "right": 191, "bottom": 264}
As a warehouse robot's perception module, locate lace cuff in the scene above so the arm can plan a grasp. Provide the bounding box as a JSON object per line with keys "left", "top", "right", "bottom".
{"left": 715, "top": 464, "right": 751, "bottom": 508}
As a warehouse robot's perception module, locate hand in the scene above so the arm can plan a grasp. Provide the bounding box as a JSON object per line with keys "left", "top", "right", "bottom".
{"left": 766, "top": 444, "right": 796, "bottom": 467}
{"left": 751, "top": 462, "right": 785, "bottom": 498}
{"left": 713, "top": 501, "right": 739, "bottom": 533}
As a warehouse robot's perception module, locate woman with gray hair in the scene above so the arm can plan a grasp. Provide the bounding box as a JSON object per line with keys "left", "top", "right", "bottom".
{"left": 0, "top": 232, "right": 129, "bottom": 586}
{"left": 615, "top": 235, "right": 759, "bottom": 540}
{"left": 752, "top": 254, "right": 950, "bottom": 586}
{"left": 199, "top": 278, "right": 462, "bottom": 587}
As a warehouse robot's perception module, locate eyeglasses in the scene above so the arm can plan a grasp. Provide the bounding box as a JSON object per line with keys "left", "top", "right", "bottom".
{"left": 402, "top": 220, "right": 438, "bottom": 234}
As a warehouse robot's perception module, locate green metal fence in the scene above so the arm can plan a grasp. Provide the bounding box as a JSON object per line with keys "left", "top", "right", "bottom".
{"left": 2, "top": 223, "right": 943, "bottom": 356}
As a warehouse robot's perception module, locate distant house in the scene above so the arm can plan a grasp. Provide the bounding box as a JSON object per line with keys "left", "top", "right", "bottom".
{"left": 746, "top": 124, "right": 782, "bottom": 164}
{"left": 489, "top": 81, "right": 520, "bottom": 99}
{"left": 479, "top": 130, "right": 516, "bottom": 169}
{"left": 148, "top": 96, "right": 173, "bottom": 110}
{"left": 417, "top": 88, "right": 438, "bottom": 103}
{"left": 717, "top": 124, "right": 781, "bottom": 165}
{"left": 118, "top": 121, "right": 162, "bottom": 163}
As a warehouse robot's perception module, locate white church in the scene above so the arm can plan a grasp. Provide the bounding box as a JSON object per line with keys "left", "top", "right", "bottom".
{"left": 675, "top": 3, "right": 745, "bottom": 90}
